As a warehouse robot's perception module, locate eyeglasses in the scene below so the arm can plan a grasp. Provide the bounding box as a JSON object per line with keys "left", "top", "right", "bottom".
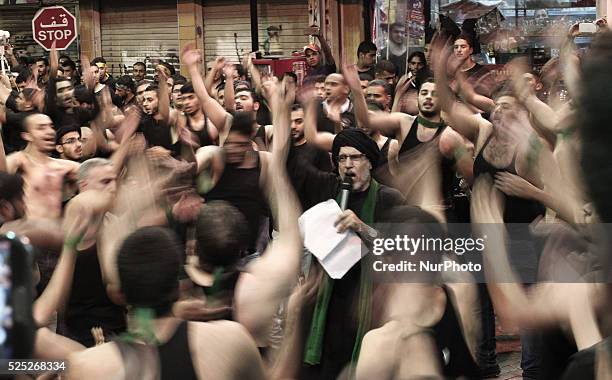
{"left": 61, "top": 137, "right": 83, "bottom": 145}
{"left": 338, "top": 153, "right": 366, "bottom": 163}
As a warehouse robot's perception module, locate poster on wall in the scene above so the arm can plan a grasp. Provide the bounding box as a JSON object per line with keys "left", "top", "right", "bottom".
{"left": 406, "top": 0, "right": 425, "bottom": 43}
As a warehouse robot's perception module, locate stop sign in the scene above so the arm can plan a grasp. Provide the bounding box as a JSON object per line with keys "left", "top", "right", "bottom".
{"left": 32, "top": 6, "right": 77, "bottom": 51}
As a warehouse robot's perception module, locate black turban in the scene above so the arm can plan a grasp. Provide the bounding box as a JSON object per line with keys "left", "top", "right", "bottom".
{"left": 331, "top": 129, "right": 381, "bottom": 169}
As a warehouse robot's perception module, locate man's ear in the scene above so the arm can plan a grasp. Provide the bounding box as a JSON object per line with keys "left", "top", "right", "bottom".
{"left": 21, "top": 131, "right": 32, "bottom": 143}
{"left": 253, "top": 101, "right": 260, "bottom": 112}
{"left": 535, "top": 82, "right": 543, "bottom": 92}
{"left": 56, "top": 144, "right": 64, "bottom": 154}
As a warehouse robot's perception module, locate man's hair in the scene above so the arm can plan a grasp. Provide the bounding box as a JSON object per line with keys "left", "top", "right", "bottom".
{"left": 74, "top": 85, "right": 94, "bottom": 104}
{"left": 0, "top": 172, "right": 24, "bottom": 203}
{"left": 375, "top": 60, "right": 397, "bottom": 76}
{"left": 196, "top": 201, "right": 248, "bottom": 267}
{"left": 16, "top": 68, "right": 32, "bottom": 84}
{"left": 133, "top": 61, "right": 146, "bottom": 69}
{"left": 357, "top": 41, "right": 378, "bottom": 57}
{"left": 179, "top": 82, "right": 195, "bottom": 95}
{"left": 234, "top": 64, "right": 246, "bottom": 79}
{"left": 283, "top": 72, "right": 298, "bottom": 82}
{"left": 417, "top": 77, "right": 436, "bottom": 91}
{"left": 408, "top": 51, "right": 427, "bottom": 65}
{"left": 55, "top": 77, "right": 72, "bottom": 86}
{"left": 234, "top": 88, "right": 259, "bottom": 103}
{"left": 311, "top": 74, "right": 326, "bottom": 84}
{"left": 359, "top": 73, "right": 374, "bottom": 82}
{"left": 77, "top": 158, "right": 112, "bottom": 183}
{"left": 291, "top": 103, "right": 303, "bottom": 112}
{"left": 91, "top": 57, "right": 107, "bottom": 66}
{"left": 157, "top": 61, "right": 176, "bottom": 76}
{"left": 172, "top": 74, "right": 187, "bottom": 87}
{"left": 116, "top": 75, "right": 136, "bottom": 93}
{"left": 368, "top": 79, "right": 392, "bottom": 95}
{"left": 35, "top": 57, "right": 49, "bottom": 66}
{"left": 144, "top": 84, "right": 159, "bottom": 94}
{"left": 118, "top": 227, "right": 181, "bottom": 310}
{"left": 454, "top": 33, "right": 473, "bottom": 48}
{"left": 61, "top": 59, "right": 77, "bottom": 70}
{"left": 389, "top": 22, "right": 405, "bottom": 32}
{"left": 56, "top": 124, "right": 81, "bottom": 145}
{"left": 229, "top": 112, "right": 256, "bottom": 137}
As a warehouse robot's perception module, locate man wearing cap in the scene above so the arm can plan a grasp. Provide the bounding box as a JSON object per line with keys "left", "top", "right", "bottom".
{"left": 280, "top": 128, "right": 405, "bottom": 379}
{"left": 303, "top": 27, "right": 336, "bottom": 81}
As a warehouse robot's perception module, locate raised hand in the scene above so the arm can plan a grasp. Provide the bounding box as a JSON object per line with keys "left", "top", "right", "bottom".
{"left": 494, "top": 172, "right": 538, "bottom": 200}
{"left": 471, "top": 174, "right": 504, "bottom": 224}
{"left": 181, "top": 43, "right": 202, "bottom": 67}
{"left": 342, "top": 64, "right": 362, "bottom": 92}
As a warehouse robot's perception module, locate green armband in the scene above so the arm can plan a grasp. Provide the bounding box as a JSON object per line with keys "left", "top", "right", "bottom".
{"left": 453, "top": 145, "right": 468, "bottom": 161}
{"left": 63, "top": 233, "right": 84, "bottom": 252}
{"left": 527, "top": 134, "right": 543, "bottom": 171}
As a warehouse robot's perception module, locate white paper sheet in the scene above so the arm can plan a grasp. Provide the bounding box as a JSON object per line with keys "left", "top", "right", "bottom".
{"left": 299, "top": 199, "right": 367, "bottom": 279}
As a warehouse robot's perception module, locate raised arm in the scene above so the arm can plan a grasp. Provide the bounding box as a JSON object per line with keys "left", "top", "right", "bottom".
{"left": 156, "top": 67, "right": 171, "bottom": 125}
{"left": 182, "top": 44, "right": 229, "bottom": 133}
{"left": 204, "top": 56, "right": 224, "bottom": 94}
{"left": 234, "top": 79, "right": 302, "bottom": 345}
{"left": 343, "top": 64, "right": 369, "bottom": 130}
{"left": 433, "top": 41, "right": 486, "bottom": 144}
{"left": 301, "top": 88, "right": 334, "bottom": 151}
{"left": 243, "top": 53, "right": 263, "bottom": 95}
{"left": 223, "top": 63, "right": 236, "bottom": 112}
{"left": 314, "top": 29, "right": 335, "bottom": 68}
{"left": 33, "top": 190, "right": 110, "bottom": 326}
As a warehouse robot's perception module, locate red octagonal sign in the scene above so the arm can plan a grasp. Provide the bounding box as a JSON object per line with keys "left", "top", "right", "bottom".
{"left": 32, "top": 6, "right": 77, "bottom": 51}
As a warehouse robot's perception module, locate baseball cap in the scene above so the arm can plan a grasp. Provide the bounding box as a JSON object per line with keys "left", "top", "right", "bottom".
{"left": 303, "top": 43, "right": 321, "bottom": 53}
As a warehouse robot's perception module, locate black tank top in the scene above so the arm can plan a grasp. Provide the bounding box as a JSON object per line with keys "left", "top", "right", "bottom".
{"left": 158, "top": 321, "right": 198, "bottom": 380}
{"left": 204, "top": 152, "right": 269, "bottom": 252}
{"left": 398, "top": 118, "right": 457, "bottom": 211}
{"left": 399, "top": 117, "right": 445, "bottom": 155}
{"left": 473, "top": 134, "right": 545, "bottom": 223}
{"left": 66, "top": 243, "right": 127, "bottom": 347}
{"left": 140, "top": 115, "right": 176, "bottom": 153}
{"left": 186, "top": 115, "right": 215, "bottom": 147}
{"left": 115, "top": 321, "right": 198, "bottom": 380}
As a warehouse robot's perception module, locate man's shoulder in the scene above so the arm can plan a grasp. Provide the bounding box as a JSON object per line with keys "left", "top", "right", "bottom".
{"left": 66, "top": 342, "right": 124, "bottom": 379}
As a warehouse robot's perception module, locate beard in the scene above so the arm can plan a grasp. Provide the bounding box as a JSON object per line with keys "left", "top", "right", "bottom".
{"left": 418, "top": 107, "right": 438, "bottom": 118}
{"left": 291, "top": 131, "right": 304, "bottom": 142}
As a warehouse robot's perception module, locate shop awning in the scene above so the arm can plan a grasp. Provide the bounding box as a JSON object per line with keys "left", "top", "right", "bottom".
{"left": 441, "top": 0, "right": 505, "bottom": 24}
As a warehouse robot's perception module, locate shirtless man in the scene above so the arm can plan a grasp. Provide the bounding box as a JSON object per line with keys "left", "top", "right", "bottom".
{"left": 6, "top": 113, "right": 79, "bottom": 218}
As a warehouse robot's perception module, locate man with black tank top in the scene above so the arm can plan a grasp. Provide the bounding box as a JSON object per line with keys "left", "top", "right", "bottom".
{"left": 195, "top": 113, "right": 271, "bottom": 256}
{"left": 63, "top": 158, "right": 126, "bottom": 347}
{"left": 363, "top": 78, "right": 474, "bottom": 222}
{"left": 177, "top": 83, "right": 218, "bottom": 148}
{"left": 138, "top": 67, "right": 181, "bottom": 156}
{"left": 182, "top": 45, "right": 269, "bottom": 150}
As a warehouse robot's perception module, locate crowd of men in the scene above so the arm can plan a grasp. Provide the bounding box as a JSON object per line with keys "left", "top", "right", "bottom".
{"left": 0, "top": 18, "right": 610, "bottom": 380}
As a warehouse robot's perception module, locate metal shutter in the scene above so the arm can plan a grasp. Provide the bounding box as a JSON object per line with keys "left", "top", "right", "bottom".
{"left": 203, "top": 0, "right": 309, "bottom": 64}
{"left": 100, "top": 0, "right": 179, "bottom": 78}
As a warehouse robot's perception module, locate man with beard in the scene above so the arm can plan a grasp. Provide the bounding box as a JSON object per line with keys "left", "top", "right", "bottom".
{"left": 138, "top": 77, "right": 179, "bottom": 154}
{"left": 6, "top": 113, "right": 80, "bottom": 219}
{"left": 356, "top": 41, "right": 378, "bottom": 79}
{"left": 288, "top": 103, "right": 332, "bottom": 188}
{"left": 182, "top": 45, "right": 265, "bottom": 148}
{"left": 56, "top": 126, "right": 83, "bottom": 162}
{"left": 392, "top": 51, "right": 430, "bottom": 115}
{"left": 379, "top": 23, "right": 408, "bottom": 76}
{"left": 132, "top": 62, "right": 147, "bottom": 84}
{"left": 171, "top": 75, "right": 188, "bottom": 111}
{"left": 114, "top": 75, "right": 137, "bottom": 112}
{"left": 91, "top": 57, "right": 116, "bottom": 93}
{"left": 282, "top": 126, "right": 406, "bottom": 379}
{"left": 194, "top": 112, "right": 271, "bottom": 256}
{"left": 34, "top": 57, "right": 50, "bottom": 87}
{"left": 366, "top": 78, "right": 474, "bottom": 222}
{"left": 177, "top": 83, "right": 218, "bottom": 148}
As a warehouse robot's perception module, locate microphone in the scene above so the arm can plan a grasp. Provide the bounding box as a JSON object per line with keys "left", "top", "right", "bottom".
{"left": 339, "top": 175, "right": 353, "bottom": 211}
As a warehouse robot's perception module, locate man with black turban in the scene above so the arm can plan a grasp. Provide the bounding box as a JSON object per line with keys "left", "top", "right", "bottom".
{"left": 284, "top": 128, "right": 406, "bottom": 379}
